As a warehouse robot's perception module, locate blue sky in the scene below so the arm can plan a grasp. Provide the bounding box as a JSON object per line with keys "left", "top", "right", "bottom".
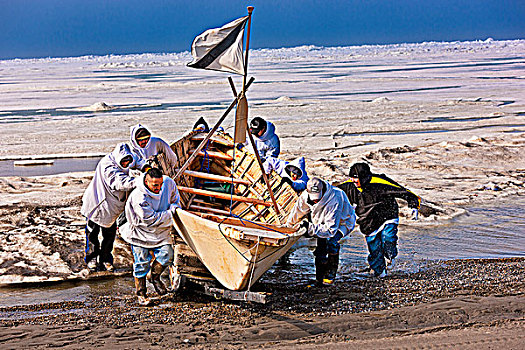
{"left": 0, "top": 0, "right": 524, "bottom": 59}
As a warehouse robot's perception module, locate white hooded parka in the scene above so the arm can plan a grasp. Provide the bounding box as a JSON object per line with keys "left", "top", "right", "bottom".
{"left": 286, "top": 180, "right": 356, "bottom": 238}
{"left": 81, "top": 143, "right": 143, "bottom": 228}
{"left": 120, "top": 174, "right": 180, "bottom": 248}
{"left": 129, "top": 124, "right": 178, "bottom": 169}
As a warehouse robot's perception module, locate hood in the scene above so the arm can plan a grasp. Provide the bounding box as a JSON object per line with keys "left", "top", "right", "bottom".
{"left": 130, "top": 123, "right": 151, "bottom": 150}
{"left": 349, "top": 162, "right": 372, "bottom": 186}
{"left": 313, "top": 180, "right": 335, "bottom": 206}
{"left": 258, "top": 121, "right": 276, "bottom": 141}
{"left": 108, "top": 142, "right": 136, "bottom": 170}
{"left": 284, "top": 157, "right": 305, "bottom": 179}
{"left": 136, "top": 173, "right": 166, "bottom": 201}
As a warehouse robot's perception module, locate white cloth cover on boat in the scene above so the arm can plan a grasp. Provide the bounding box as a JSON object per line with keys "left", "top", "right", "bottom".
{"left": 129, "top": 124, "right": 178, "bottom": 169}
{"left": 81, "top": 143, "right": 142, "bottom": 228}
{"left": 120, "top": 174, "right": 180, "bottom": 248}
{"left": 286, "top": 180, "right": 356, "bottom": 238}
{"left": 187, "top": 16, "right": 248, "bottom": 75}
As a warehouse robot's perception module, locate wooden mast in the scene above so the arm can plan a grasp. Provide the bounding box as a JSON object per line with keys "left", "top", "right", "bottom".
{"left": 173, "top": 77, "right": 254, "bottom": 181}
{"left": 239, "top": 7, "right": 281, "bottom": 216}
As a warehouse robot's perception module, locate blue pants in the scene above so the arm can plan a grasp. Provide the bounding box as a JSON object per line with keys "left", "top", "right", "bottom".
{"left": 314, "top": 231, "right": 343, "bottom": 263}
{"left": 365, "top": 223, "right": 398, "bottom": 275}
{"left": 131, "top": 244, "right": 174, "bottom": 278}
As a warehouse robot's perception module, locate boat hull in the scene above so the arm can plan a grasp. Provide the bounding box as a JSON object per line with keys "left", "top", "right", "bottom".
{"left": 172, "top": 209, "right": 301, "bottom": 291}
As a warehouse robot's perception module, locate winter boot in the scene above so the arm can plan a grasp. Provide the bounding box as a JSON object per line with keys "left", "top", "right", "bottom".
{"left": 148, "top": 261, "right": 168, "bottom": 296}
{"left": 135, "top": 277, "right": 151, "bottom": 306}
{"left": 308, "top": 257, "right": 327, "bottom": 287}
{"left": 323, "top": 254, "right": 339, "bottom": 285}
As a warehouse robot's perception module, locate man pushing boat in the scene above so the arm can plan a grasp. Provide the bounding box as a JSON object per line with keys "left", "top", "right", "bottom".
{"left": 287, "top": 177, "right": 356, "bottom": 286}
{"left": 129, "top": 124, "right": 179, "bottom": 171}
{"left": 248, "top": 117, "right": 280, "bottom": 161}
{"left": 338, "top": 163, "right": 421, "bottom": 277}
{"left": 120, "top": 168, "right": 180, "bottom": 306}
{"left": 81, "top": 143, "right": 145, "bottom": 272}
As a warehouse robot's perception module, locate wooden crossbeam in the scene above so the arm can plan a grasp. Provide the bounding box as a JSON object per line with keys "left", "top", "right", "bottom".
{"left": 178, "top": 169, "right": 250, "bottom": 186}
{"left": 188, "top": 150, "right": 233, "bottom": 161}
{"left": 193, "top": 198, "right": 223, "bottom": 208}
{"left": 190, "top": 135, "right": 234, "bottom": 147}
{"left": 189, "top": 205, "right": 231, "bottom": 216}
{"left": 178, "top": 186, "right": 272, "bottom": 206}
{"left": 192, "top": 212, "right": 297, "bottom": 234}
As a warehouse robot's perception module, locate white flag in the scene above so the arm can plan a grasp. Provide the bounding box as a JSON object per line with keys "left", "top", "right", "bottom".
{"left": 187, "top": 16, "right": 248, "bottom": 75}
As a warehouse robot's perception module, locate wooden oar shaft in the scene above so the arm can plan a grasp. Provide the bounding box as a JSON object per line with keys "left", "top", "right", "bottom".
{"left": 242, "top": 6, "right": 254, "bottom": 89}
{"left": 187, "top": 150, "right": 233, "bottom": 161}
{"left": 246, "top": 131, "right": 281, "bottom": 215}
{"left": 173, "top": 77, "right": 254, "bottom": 181}
{"left": 178, "top": 186, "right": 272, "bottom": 206}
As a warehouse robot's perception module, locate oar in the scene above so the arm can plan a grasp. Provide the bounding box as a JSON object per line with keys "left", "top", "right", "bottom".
{"left": 173, "top": 77, "right": 255, "bottom": 182}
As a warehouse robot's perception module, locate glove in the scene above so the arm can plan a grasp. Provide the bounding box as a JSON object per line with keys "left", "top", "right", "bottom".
{"left": 300, "top": 220, "right": 314, "bottom": 237}
{"left": 169, "top": 203, "right": 180, "bottom": 214}
{"left": 411, "top": 208, "right": 419, "bottom": 221}
{"left": 280, "top": 177, "right": 293, "bottom": 186}
{"left": 236, "top": 143, "right": 245, "bottom": 151}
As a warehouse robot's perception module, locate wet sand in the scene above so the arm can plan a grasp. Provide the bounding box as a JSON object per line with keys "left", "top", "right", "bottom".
{"left": 1, "top": 258, "right": 523, "bottom": 349}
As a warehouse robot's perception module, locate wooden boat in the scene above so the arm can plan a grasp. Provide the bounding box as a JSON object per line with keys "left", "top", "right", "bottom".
{"left": 155, "top": 130, "right": 302, "bottom": 291}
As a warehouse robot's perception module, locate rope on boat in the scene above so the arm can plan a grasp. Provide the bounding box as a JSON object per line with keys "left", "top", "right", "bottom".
{"left": 195, "top": 139, "right": 211, "bottom": 189}
{"left": 217, "top": 221, "right": 291, "bottom": 264}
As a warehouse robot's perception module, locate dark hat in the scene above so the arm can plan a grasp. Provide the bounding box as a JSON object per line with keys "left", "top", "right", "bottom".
{"left": 249, "top": 117, "right": 267, "bottom": 135}
{"left": 193, "top": 117, "right": 209, "bottom": 132}
{"left": 135, "top": 128, "right": 151, "bottom": 140}
{"left": 307, "top": 177, "right": 325, "bottom": 201}
{"left": 349, "top": 162, "right": 372, "bottom": 185}
{"left": 349, "top": 163, "right": 370, "bottom": 177}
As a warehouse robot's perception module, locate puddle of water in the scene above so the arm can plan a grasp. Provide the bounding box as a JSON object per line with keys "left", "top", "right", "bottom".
{"left": 0, "top": 157, "right": 102, "bottom": 177}
{"left": 0, "top": 308, "right": 85, "bottom": 321}
{"left": 285, "top": 196, "right": 525, "bottom": 275}
{"left": 0, "top": 278, "right": 133, "bottom": 308}
{"left": 422, "top": 115, "right": 503, "bottom": 123}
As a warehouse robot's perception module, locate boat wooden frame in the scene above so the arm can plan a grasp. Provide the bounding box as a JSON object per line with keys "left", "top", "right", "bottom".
{"left": 156, "top": 130, "right": 302, "bottom": 291}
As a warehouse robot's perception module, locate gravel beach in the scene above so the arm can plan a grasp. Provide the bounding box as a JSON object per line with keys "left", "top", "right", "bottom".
{"left": 1, "top": 258, "right": 523, "bottom": 349}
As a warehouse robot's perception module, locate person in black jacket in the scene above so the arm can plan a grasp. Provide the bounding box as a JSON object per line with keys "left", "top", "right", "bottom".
{"left": 338, "top": 163, "right": 420, "bottom": 277}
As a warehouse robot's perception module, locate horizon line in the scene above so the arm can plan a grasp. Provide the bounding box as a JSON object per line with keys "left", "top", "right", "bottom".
{"left": 1, "top": 37, "right": 524, "bottom": 62}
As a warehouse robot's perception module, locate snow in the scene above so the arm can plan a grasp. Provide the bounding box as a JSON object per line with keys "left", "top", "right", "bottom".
{"left": 0, "top": 39, "right": 524, "bottom": 284}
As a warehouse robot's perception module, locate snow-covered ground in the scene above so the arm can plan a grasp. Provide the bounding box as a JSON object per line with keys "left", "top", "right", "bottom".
{"left": 1, "top": 39, "right": 524, "bottom": 284}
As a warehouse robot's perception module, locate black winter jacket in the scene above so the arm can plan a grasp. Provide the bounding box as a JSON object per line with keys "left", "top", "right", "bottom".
{"left": 338, "top": 172, "right": 420, "bottom": 236}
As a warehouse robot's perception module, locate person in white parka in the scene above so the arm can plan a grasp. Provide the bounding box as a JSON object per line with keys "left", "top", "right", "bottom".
{"left": 120, "top": 168, "right": 180, "bottom": 306}
{"left": 81, "top": 142, "right": 144, "bottom": 272}
{"left": 287, "top": 177, "right": 356, "bottom": 286}
{"left": 129, "top": 124, "right": 178, "bottom": 172}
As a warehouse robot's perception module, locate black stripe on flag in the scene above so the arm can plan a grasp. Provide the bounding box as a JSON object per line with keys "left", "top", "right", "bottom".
{"left": 187, "top": 17, "right": 248, "bottom": 70}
